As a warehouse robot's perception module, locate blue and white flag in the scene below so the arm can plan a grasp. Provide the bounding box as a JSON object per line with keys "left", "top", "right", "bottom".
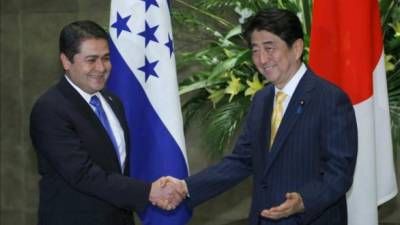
{"left": 108, "top": 0, "right": 191, "bottom": 224}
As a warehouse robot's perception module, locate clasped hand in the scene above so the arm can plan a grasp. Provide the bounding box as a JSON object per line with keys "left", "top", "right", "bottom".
{"left": 149, "top": 176, "right": 188, "bottom": 210}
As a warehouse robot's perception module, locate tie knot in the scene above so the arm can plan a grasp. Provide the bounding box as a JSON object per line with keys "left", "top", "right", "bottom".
{"left": 275, "top": 91, "right": 287, "bottom": 104}
{"left": 90, "top": 95, "right": 101, "bottom": 107}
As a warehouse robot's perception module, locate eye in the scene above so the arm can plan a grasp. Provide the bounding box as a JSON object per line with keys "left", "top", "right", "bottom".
{"left": 86, "top": 57, "right": 96, "bottom": 63}
{"left": 265, "top": 46, "right": 275, "bottom": 53}
{"left": 102, "top": 55, "right": 110, "bottom": 62}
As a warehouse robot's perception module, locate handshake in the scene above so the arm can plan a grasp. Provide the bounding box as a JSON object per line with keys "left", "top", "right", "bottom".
{"left": 149, "top": 176, "right": 188, "bottom": 210}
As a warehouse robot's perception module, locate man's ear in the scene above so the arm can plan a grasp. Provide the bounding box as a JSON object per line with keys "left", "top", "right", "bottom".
{"left": 293, "top": 39, "right": 304, "bottom": 60}
{"left": 60, "top": 53, "right": 72, "bottom": 71}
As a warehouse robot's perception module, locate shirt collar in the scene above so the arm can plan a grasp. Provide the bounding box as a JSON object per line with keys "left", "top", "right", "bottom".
{"left": 65, "top": 75, "right": 100, "bottom": 104}
{"left": 275, "top": 63, "right": 307, "bottom": 97}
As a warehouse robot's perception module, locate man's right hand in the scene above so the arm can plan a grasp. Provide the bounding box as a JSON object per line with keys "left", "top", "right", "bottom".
{"left": 149, "top": 176, "right": 188, "bottom": 210}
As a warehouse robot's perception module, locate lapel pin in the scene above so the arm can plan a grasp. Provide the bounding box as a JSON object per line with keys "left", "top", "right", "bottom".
{"left": 296, "top": 100, "right": 305, "bottom": 114}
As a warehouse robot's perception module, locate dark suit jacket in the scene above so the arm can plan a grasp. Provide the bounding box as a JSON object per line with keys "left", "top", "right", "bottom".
{"left": 186, "top": 69, "right": 357, "bottom": 225}
{"left": 30, "top": 77, "right": 151, "bottom": 225}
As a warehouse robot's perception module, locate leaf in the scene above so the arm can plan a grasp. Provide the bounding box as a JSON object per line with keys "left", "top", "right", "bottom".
{"left": 209, "top": 50, "right": 250, "bottom": 80}
{"left": 179, "top": 78, "right": 223, "bottom": 95}
{"left": 389, "top": 21, "right": 400, "bottom": 37}
{"left": 207, "top": 89, "right": 226, "bottom": 107}
{"left": 386, "top": 37, "right": 400, "bottom": 52}
{"left": 225, "top": 25, "right": 243, "bottom": 40}
{"left": 204, "top": 99, "right": 250, "bottom": 157}
{"left": 181, "top": 91, "right": 211, "bottom": 130}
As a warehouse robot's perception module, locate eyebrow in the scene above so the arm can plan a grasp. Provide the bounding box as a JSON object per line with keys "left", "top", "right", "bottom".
{"left": 84, "top": 53, "right": 110, "bottom": 59}
{"left": 84, "top": 55, "right": 97, "bottom": 59}
{"left": 261, "top": 41, "right": 275, "bottom": 46}
{"left": 251, "top": 40, "right": 274, "bottom": 47}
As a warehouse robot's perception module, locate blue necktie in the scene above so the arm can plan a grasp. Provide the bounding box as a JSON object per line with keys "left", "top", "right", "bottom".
{"left": 90, "top": 95, "right": 120, "bottom": 165}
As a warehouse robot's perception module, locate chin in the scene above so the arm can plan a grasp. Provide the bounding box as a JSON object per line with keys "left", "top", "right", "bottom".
{"left": 263, "top": 74, "right": 275, "bottom": 82}
{"left": 91, "top": 85, "right": 105, "bottom": 92}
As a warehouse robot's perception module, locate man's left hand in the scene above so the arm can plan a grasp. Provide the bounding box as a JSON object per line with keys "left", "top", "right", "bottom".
{"left": 260, "top": 192, "right": 304, "bottom": 219}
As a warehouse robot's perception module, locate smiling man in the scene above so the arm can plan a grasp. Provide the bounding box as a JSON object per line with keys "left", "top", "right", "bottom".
{"left": 29, "top": 20, "right": 183, "bottom": 225}
{"left": 164, "top": 9, "right": 358, "bottom": 225}
{"left": 60, "top": 38, "right": 111, "bottom": 93}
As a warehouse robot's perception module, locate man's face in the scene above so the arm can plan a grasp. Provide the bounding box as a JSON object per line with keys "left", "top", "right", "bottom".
{"left": 251, "top": 30, "right": 303, "bottom": 89}
{"left": 61, "top": 38, "right": 111, "bottom": 94}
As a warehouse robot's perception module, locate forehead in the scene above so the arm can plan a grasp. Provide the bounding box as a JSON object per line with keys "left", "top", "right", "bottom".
{"left": 250, "top": 30, "right": 284, "bottom": 46}
{"left": 78, "top": 38, "right": 109, "bottom": 54}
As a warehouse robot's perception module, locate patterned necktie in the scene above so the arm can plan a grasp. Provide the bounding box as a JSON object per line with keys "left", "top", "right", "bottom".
{"left": 90, "top": 95, "right": 120, "bottom": 162}
{"left": 270, "top": 91, "right": 287, "bottom": 148}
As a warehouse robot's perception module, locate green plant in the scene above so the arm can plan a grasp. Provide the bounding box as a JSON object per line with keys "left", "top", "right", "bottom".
{"left": 174, "top": 0, "right": 400, "bottom": 158}
{"left": 382, "top": 0, "right": 400, "bottom": 156}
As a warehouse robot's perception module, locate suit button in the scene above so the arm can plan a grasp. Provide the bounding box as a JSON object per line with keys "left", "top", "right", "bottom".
{"left": 261, "top": 184, "right": 268, "bottom": 189}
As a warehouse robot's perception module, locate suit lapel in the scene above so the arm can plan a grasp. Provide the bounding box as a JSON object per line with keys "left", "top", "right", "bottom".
{"left": 57, "top": 77, "right": 103, "bottom": 129}
{"left": 263, "top": 70, "right": 316, "bottom": 176}
{"left": 250, "top": 85, "right": 275, "bottom": 166}
{"left": 257, "top": 86, "right": 275, "bottom": 153}
{"left": 57, "top": 77, "right": 122, "bottom": 172}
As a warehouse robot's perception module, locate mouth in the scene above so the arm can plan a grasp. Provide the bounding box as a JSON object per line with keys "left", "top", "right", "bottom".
{"left": 88, "top": 74, "right": 106, "bottom": 83}
{"left": 261, "top": 64, "right": 274, "bottom": 74}
{"left": 89, "top": 74, "right": 105, "bottom": 78}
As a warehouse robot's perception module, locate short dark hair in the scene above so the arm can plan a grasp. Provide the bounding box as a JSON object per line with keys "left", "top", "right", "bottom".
{"left": 59, "top": 20, "right": 109, "bottom": 62}
{"left": 243, "top": 8, "right": 303, "bottom": 48}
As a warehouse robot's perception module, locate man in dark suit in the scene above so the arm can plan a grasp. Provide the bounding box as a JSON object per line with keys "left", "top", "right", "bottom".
{"left": 165, "top": 8, "right": 358, "bottom": 225}
{"left": 30, "top": 20, "right": 182, "bottom": 225}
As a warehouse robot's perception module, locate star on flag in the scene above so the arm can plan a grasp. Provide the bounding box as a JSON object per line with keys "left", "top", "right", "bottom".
{"left": 111, "top": 12, "right": 131, "bottom": 38}
{"left": 110, "top": 3, "right": 176, "bottom": 82}
{"left": 138, "top": 56, "right": 159, "bottom": 81}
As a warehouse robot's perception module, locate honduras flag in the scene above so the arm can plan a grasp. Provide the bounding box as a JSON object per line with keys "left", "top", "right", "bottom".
{"left": 107, "top": 0, "right": 191, "bottom": 224}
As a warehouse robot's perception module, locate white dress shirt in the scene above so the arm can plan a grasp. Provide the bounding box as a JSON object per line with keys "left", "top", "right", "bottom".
{"left": 274, "top": 63, "right": 307, "bottom": 116}
{"left": 65, "top": 75, "right": 126, "bottom": 171}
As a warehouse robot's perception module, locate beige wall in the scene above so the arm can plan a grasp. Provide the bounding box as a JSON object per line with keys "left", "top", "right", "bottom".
{"left": 0, "top": 0, "right": 398, "bottom": 225}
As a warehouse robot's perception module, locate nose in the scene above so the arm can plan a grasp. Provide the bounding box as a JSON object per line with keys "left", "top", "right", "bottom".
{"left": 258, "top": 50, "right": 270, "bottom": 65}
{"left": 95, "top": 59, "right": 107, "bottom": 72}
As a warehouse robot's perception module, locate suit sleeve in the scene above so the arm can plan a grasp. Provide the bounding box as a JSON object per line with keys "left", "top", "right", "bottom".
{"left": 30, "top": 98, "right": 151, "bottom": 212}
{"left": 297, "top": 89, "right": 357, "bottom": 224}
{"left": 185, "top": 98, "right": 256, "bottom": 208}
